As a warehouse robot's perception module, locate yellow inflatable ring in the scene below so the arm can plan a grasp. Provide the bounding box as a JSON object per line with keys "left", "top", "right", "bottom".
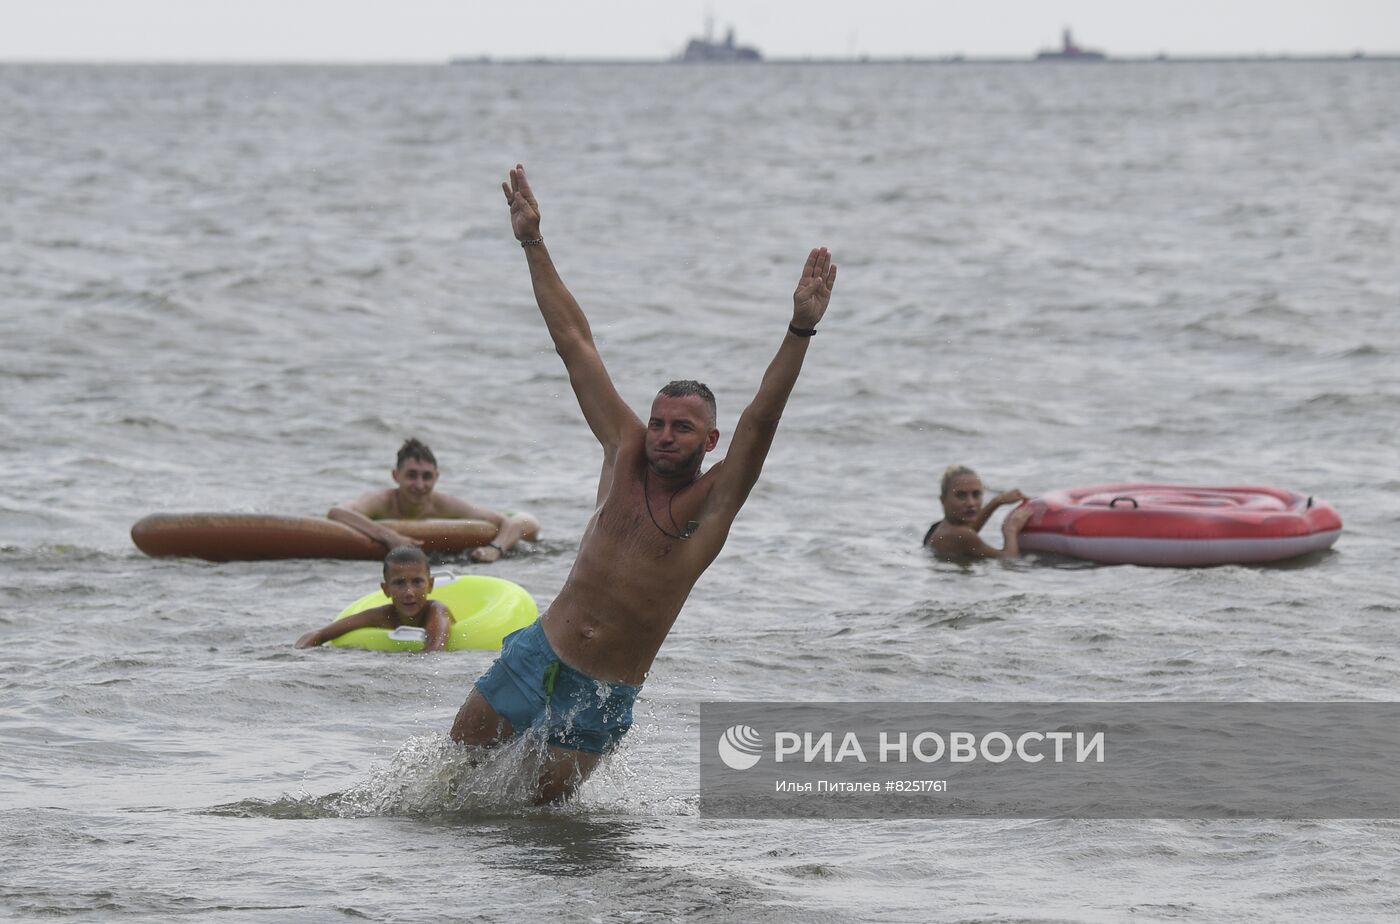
{"left": 328, "top": 574, "right": 538, "bottom": 652}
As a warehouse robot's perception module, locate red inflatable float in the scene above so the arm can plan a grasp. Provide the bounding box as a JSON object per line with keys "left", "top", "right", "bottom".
{"left": 1017, "top": 484, "right": 1341, "bottom": 566}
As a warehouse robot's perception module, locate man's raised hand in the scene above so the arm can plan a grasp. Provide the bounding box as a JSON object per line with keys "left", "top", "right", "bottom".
{"left": 502, "top": 164, "right": 542, "bottom": 242}
{"left": 793, "top": 247, "right": 837, "bottom": 330}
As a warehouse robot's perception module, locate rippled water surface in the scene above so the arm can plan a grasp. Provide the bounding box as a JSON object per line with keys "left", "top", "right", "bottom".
{"left": 2, "top": 61, "right": 1399, "bottom": 921}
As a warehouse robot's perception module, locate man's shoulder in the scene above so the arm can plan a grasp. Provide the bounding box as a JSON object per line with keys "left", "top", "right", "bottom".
{"left": 342, "top": 489, "right": 396, "bottom": 517}
{"left": 424, "top": 492, "right": 479, "bottom": 518}
{"left": 692, "top": 461, "right": 727, "bottom": 492}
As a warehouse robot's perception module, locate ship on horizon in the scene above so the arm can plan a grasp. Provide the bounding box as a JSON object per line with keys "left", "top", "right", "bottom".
{"left": 678, "top": 19, "right": 762, "bottom": 62}
{"left": 1036, "top": 28, "right": 1106, "bottom": 61}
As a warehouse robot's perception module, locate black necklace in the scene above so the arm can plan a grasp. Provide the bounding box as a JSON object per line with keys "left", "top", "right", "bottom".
{"left": 643, "top": 466, "right": 697, "bottom": 540}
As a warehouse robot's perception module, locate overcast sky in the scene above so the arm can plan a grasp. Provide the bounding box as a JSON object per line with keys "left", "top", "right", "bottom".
{"left": 4, "top": 1, "right": 1398, "bottom": 62}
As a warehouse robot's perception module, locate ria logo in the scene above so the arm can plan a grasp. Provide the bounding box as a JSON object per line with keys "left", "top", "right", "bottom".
{"left": 717, "top": 724, "right": 763, "bottom": 770}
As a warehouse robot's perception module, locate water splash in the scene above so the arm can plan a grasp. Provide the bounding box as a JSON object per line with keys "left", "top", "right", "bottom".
{"left": 208, "top": 733, "right": 636, "bottom": 820}
{"left": 330, "top": 734, "right": 547, "bottom": 817}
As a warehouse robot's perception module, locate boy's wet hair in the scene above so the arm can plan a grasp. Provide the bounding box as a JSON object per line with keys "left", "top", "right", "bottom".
{"left": 657, "top": 380, "right": 717, "bottom": 425}
{"left": 383, "top": 545, "right": 430, "bottom": 579}
{"left": 396, "top": 437, "right": 437, "bottom": 469}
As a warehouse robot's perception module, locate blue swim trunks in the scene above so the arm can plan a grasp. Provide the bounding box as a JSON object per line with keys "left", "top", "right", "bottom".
{"left": 472, "top": 618, "right": 640, "bottom": 755}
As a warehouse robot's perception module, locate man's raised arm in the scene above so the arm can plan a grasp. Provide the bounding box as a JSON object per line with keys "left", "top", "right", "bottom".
{"left": 503, "top": 165, "right": 637, "bottom": 450}
{"left": 711, "top": 247, "right": 837, "bottom": 513}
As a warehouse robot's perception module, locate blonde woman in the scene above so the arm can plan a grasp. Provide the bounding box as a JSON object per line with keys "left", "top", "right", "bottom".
{"left": 923, "top": 465, "right": 1031, "bottom": 559}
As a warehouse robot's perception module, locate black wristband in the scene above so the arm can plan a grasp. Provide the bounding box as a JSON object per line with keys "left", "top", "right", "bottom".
{"left": 788, "top": 323, "right": 818, "bottom": 338}
{"left": 519, "top": 237, "right": 544, "bottom": 247}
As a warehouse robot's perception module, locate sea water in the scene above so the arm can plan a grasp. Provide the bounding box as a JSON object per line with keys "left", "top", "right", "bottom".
{"left": 2, "top": 60, "right": 1400, "bottom": 921}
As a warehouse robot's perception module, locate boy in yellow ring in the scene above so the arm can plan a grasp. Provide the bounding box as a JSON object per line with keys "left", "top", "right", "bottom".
{"left": 295, "top": 546, "right": 451, "bottom": 651}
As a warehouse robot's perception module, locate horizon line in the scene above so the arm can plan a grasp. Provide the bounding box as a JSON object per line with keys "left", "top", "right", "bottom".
{"left": 3, "top": 51, "right": 1398, "bottom": 66}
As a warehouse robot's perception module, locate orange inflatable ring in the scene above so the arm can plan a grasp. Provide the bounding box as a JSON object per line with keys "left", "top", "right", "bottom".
{"left": 130, "top": 513, "right": 496, "bottom": 562}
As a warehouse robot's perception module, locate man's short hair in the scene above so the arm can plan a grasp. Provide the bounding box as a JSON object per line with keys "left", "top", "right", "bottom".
{"left": 383, "top": 545, "right": 430, "bottom": 579}
{"left": 658, "top": 380, "right": 717, "bottom": 426}
{"left": 396, "top": 438, "right": 437, "bottom": 469}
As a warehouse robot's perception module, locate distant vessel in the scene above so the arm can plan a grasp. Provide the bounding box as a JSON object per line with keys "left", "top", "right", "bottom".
{"left": 1036, "top": 28, "right": 1106, "bottom": 61}
{"left": 679, "top": 19, "right": 762, "bottom": 62}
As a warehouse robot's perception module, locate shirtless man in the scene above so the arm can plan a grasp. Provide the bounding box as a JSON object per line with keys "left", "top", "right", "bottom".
{"left": 450, "top": 164, "right": 837, "bottom": 802}
{"left": 923, "top": 465, "right": 1031, "bottom": 559}
{"left": 329, "top": 438, "right": 539, "bottom": 564}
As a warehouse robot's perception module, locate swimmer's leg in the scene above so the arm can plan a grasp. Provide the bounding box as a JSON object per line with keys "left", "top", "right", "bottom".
{"left": 450, "top": 687, "right": 515, "bottom": 747}
{"left": 469, "top": 513, "right": 540, "bottom": 562}
{"left": 534, "top": 744, "right": 602, "bottom": 805}
{"left": 506, "top": 512, "right": 540, "bottom": 546}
